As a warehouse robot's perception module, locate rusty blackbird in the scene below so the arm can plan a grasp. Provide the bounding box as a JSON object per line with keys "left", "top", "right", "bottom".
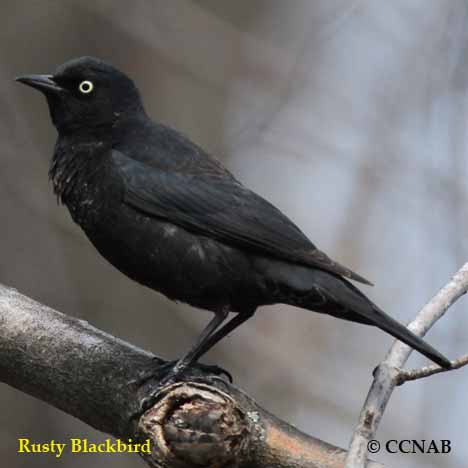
{"left": 16, "top": 57, "right": 450, "bottom": 386}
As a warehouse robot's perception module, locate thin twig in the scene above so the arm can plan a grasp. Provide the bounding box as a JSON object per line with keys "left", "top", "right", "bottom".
{"left": 344, "top": 262, "right": 468, "bottom": 468}
{"left": 397, "top": 353, "right": 468, "bottom": 385}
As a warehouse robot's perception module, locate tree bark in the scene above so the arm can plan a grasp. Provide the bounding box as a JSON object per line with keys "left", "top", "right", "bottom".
{"left": 0, "top": 283, "right": 381, "bottom": 468}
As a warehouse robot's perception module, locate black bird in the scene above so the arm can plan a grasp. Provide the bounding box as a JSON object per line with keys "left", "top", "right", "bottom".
{"left": 16, "top": 57, "right": 450, "bottom": 382}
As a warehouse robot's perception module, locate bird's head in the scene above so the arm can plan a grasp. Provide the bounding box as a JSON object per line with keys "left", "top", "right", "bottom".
{"left": 16, "top": 56, "right": 145, "bottom": 133}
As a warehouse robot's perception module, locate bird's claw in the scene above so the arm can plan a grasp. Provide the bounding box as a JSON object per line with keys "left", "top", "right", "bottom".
{"left": 193, "top": 363, "right": 233, "bottom": 382}
{"left": 133, "top": 368, "right": 187, "bottom": 418}
{"left": 138, "top": 386, "right": 166, "bottom": 415}
{"left": 129, "top": 358, "right": 232, "bottom": 389}
{"left": 129, "top": 359, "right": 233, "bottom": 420}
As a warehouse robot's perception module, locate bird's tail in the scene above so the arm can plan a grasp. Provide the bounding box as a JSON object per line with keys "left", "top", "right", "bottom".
{"left": 358, "top": 303, "right": 450, "bottom": 369}
{"left": 302, "top": 272, "right": 451, "bottom": 369}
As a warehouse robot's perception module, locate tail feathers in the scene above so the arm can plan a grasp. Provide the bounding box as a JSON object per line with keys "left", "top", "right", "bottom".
{"left": 358, "top": 304, "right": 450, "bottom": 369}
{"left": 315, "top": 275, "right": 451, "bottom": 369}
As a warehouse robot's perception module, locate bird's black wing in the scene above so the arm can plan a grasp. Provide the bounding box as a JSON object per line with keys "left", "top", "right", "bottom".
{"left": 112, "top": 150, "right": 371, "bottom": 285}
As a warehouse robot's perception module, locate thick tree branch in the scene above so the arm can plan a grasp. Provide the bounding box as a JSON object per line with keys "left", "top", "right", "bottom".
{"left": 345, "top": 262, "right": 468, "bottom": 468}
{"left": 0, "top": 283, "right": 381, "bottom": 468}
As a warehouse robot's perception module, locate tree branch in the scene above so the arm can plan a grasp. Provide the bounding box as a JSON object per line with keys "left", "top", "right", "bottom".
{"left": 0, "top": 283, "right": 381, "bottom": 468}
{"left": 397, "top": 353, "right": 468, "bottom": 385}
{"left": 344, "top": 262, "right": 468, "bottom": 468}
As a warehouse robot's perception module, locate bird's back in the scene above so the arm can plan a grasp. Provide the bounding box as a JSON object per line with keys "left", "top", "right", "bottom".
{"left": 112, "top": 117, "right": 372, "bottom": 286}
{"left": 114, "top": 118, "right": 236, "bottom": 179}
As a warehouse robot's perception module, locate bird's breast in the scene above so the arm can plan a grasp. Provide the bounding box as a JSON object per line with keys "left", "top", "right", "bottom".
{"left": 51, "top": 143, "right": 122, "bottom": 229}
{"left": 51, "top": 141, "right": 266, "bottom": 312}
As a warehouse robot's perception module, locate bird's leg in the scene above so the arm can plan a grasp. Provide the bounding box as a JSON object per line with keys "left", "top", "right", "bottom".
{"left": 190, "top": 310, "right": 255, "bottom": 363}
{"left": 138, "top": 308, "right": 229, "bottom": 413}
{"left": 160, "top": 308, "right": 230, "bottom": 383}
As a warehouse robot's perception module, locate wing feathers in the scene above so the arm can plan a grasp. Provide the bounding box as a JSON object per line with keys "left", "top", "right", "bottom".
{"left": 113, "top": 150, "right": 372, "bottom": 285}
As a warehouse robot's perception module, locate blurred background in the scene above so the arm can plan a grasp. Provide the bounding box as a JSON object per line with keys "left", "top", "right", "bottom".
{"left": 1, "top": 1, "right": 467, "bottom": 467}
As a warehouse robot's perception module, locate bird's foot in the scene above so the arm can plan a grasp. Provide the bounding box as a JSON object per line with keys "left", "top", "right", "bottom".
{"left": 156, "top": 360, "right": 233, "bottom": 383}
{"left": 129, "top": 359, "right": 233, "bottom": 419}
{"left": 137, "top": 366, "right": 182, "bottom": 415}
{"left": 129, "top": 358, "right": 232, "bottom": 389}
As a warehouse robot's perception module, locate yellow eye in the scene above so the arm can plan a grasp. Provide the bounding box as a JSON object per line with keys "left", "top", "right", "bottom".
{"left": 79, "top": 80, "right": 94, "bottom": 94}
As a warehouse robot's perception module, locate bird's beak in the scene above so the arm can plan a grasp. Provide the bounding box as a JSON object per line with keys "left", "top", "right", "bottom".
{"left": 15, "top": 74, "right": 64, "bottom": 94}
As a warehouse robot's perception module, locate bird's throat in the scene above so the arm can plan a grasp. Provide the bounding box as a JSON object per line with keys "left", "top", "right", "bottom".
{"left": 49, "top": 136, "right": 111, "bottom": 221}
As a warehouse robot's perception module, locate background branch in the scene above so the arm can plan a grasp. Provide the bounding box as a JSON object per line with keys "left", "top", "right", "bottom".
{"left": 344, "top": 262, "right": 468, "bottom": 468}
{"left": 0, "top": 283, "right": 382, "bottom": 468}
{"left": 397, "top": 354, "right": 468, "bottom": 385}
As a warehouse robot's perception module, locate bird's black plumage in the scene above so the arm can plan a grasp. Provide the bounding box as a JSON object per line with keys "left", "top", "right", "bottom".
{"left": 16, "top": 57, "right": 450, "bottom": 375}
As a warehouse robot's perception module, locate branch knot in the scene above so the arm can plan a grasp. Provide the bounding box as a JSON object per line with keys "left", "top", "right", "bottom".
{"left": 138, "top": 382, "right": 251, "bottom": 468}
